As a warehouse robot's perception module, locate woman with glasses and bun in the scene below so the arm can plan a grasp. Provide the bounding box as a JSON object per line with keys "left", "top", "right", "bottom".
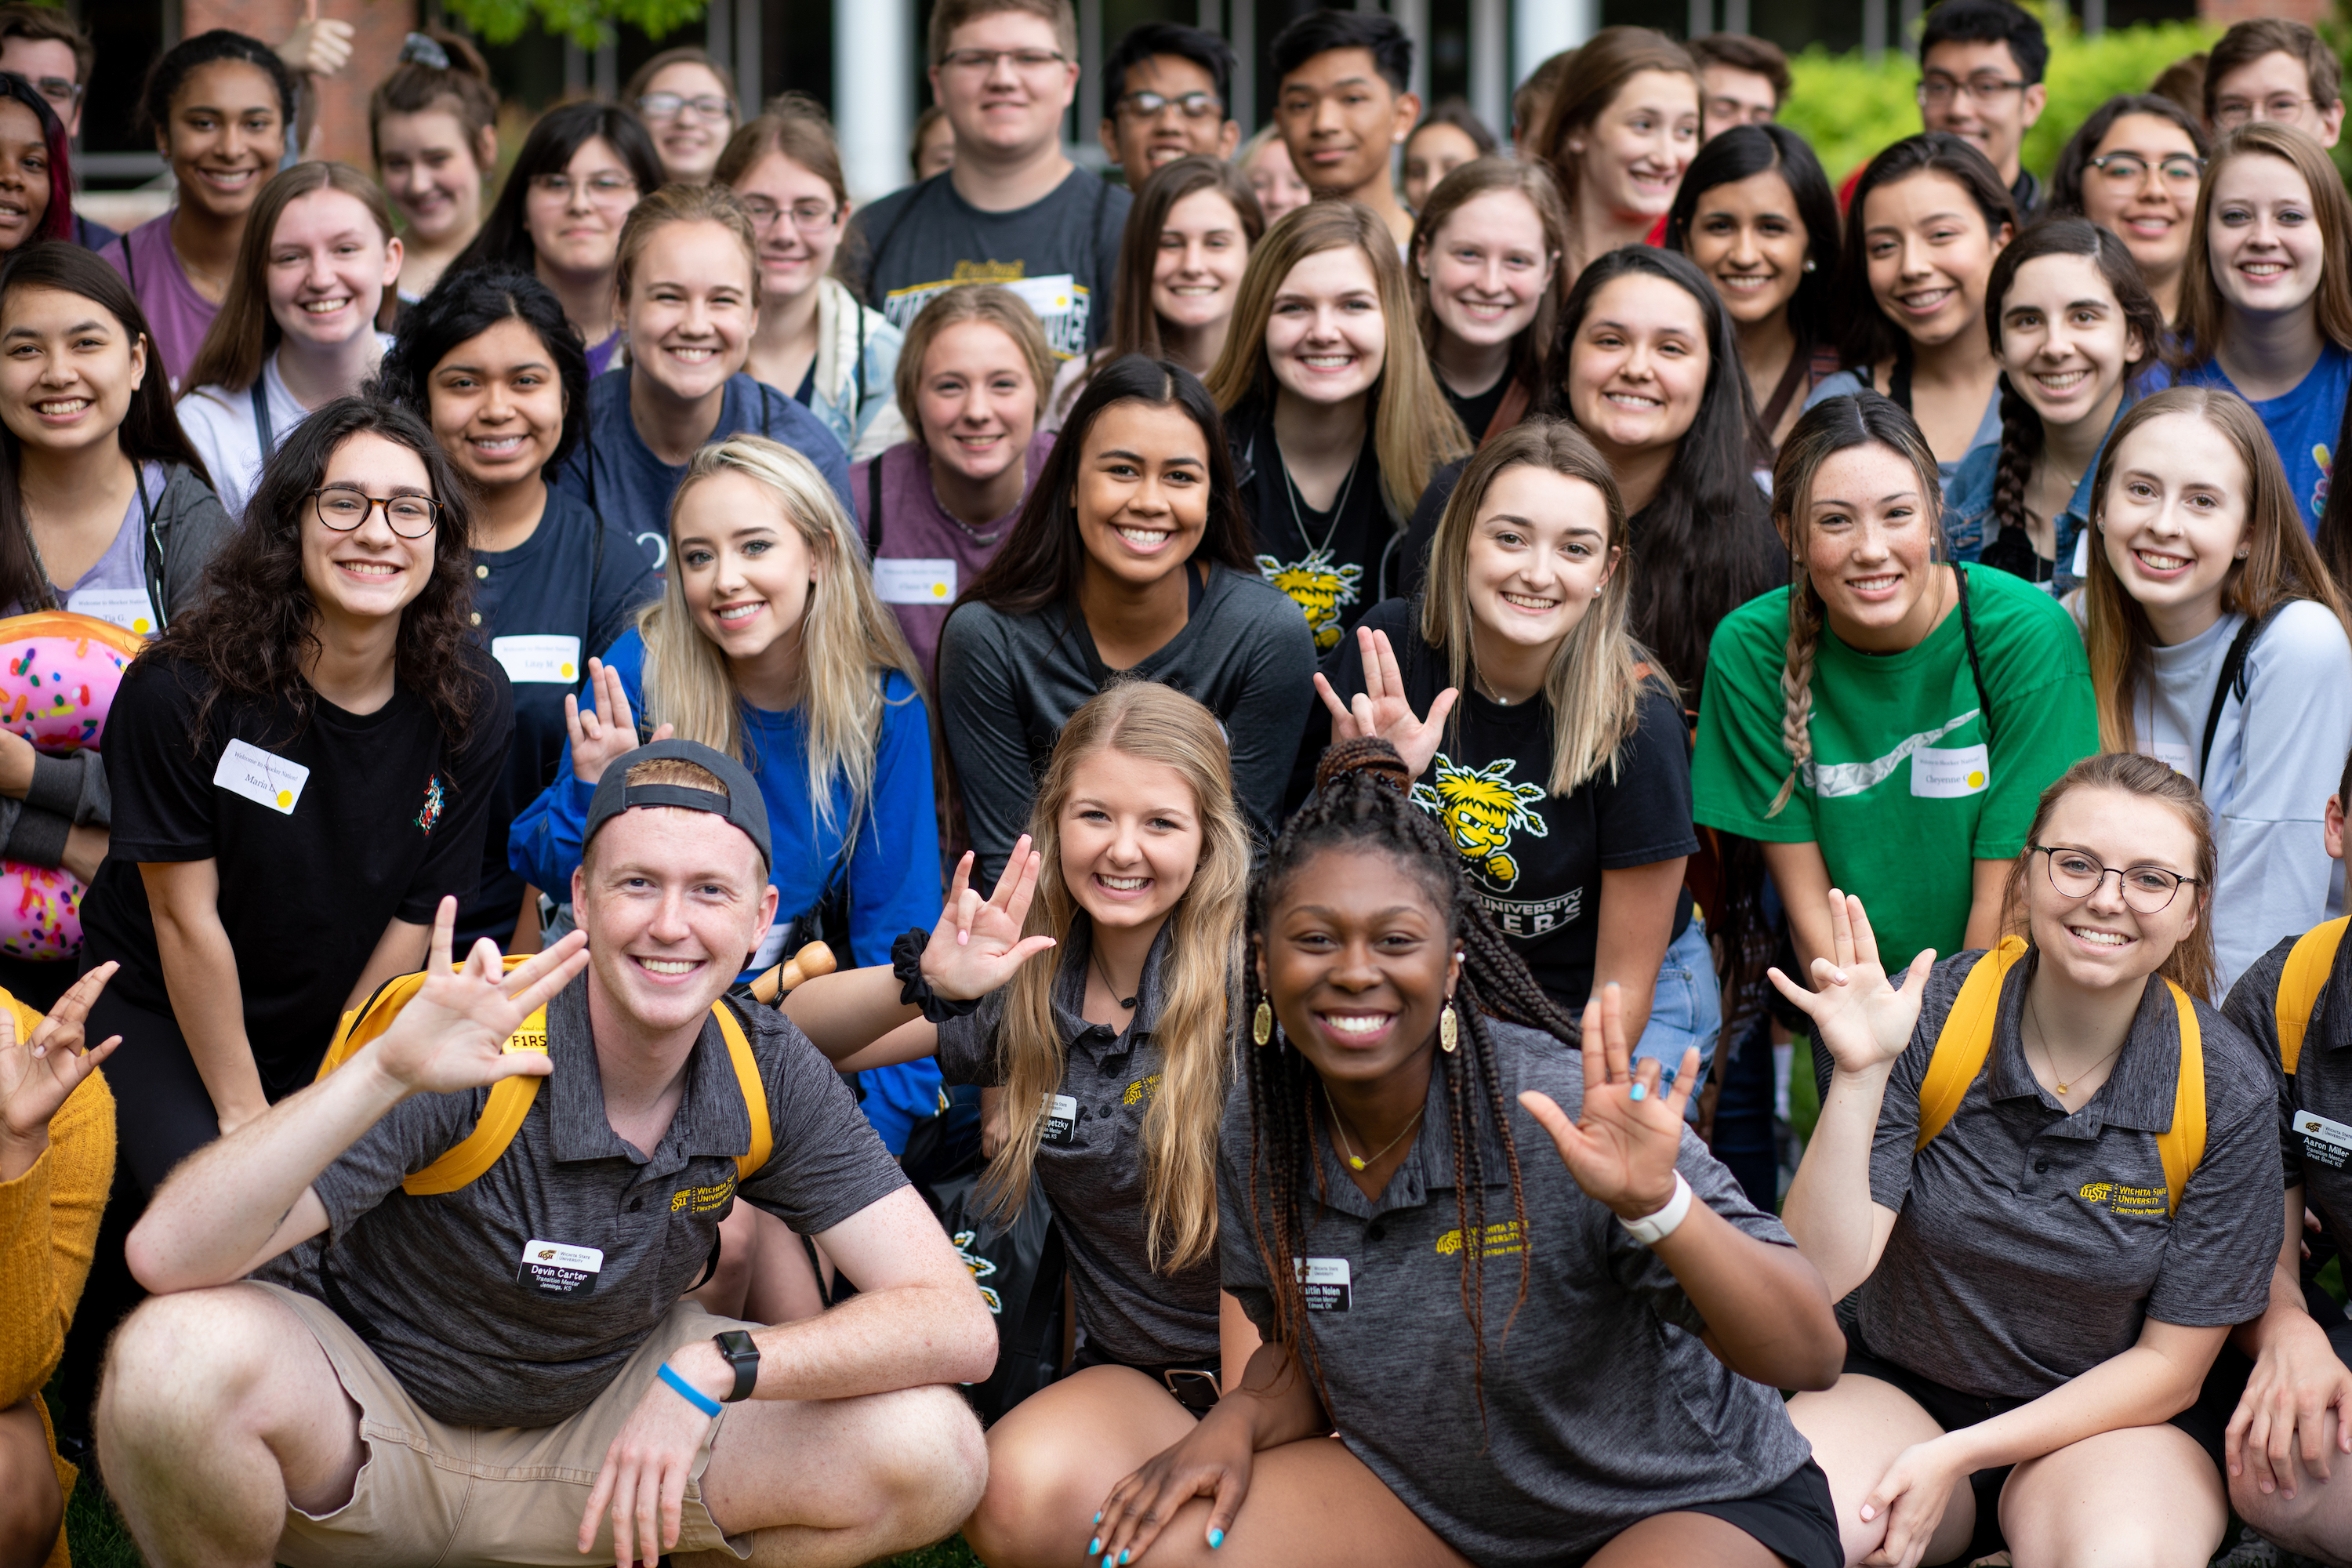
{"left": 718, "top": 93, "right": 906, "bottom": 460}
{"left": 624, "top": 45, "right": 737, "bottom": 187}
{"left": 2078, "top": 384, "right": 2352, "bottom": 995}
{"left": 1774, "top": 751, "right": 2282, "bottom": 1568}
{"left": 76, "top": 397, "right": 511, "bottom": 1195}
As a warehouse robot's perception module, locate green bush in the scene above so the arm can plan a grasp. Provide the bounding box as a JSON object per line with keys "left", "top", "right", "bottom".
{"left": 1780, "top": 18, "right": 2220, "bottom": 188}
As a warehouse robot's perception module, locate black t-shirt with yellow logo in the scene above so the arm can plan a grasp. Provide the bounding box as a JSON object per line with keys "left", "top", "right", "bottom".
{"left": 1229, "top": 401, "right": 1394, "bottom": 656}
{"left": 1331, "top": 597, "right": 1698, "bottom": 1014}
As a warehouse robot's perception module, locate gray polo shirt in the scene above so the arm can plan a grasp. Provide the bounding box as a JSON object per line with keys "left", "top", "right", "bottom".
{"left": 263, "top": 978, "right": 908, "bottom": 1428}
{"left": 2223, "top": 928, "right": 2342, "bottom": 1221}
{"left": 935, "top": 920, "right": 1221, "bottom": 1366}
{"left": 1861, "top": 948, "right": 2280, "bottom": 1401}
{"left": 1219, "top": 1021, "right": 1813, "bottom": 1565}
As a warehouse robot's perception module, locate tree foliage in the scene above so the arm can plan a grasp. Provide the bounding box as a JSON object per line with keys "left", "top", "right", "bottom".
{"left": 442, "top": 0, "right": 708, "bottom": 49}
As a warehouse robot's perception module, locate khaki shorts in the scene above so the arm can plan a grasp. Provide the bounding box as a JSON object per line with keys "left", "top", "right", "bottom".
{"left": 255, "top": 1282, "right": 758, "bottom": 1568}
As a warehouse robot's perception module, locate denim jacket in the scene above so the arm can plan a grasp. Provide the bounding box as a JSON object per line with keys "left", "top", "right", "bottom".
{"left": 1942, "top": 378, "right": 2161, "bottom": 598}
{"left": 810, "top": 277, "right": 909, "bottom": 462}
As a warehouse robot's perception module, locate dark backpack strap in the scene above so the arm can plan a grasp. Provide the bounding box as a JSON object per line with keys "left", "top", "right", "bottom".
{"left": 866, "top": 456, "right": 884, "bottom": 559}
{"left": 250, "top": 377, "right": 274, "bottom": 458}
{"left": 136, "top": 463, "right": 166, "bottom": 631}
{"left": 2200, "top": 607, "right": 2281, "bottom": 786}
{"left": 1953, "top": 564, "right": 1995, "bottom": 744}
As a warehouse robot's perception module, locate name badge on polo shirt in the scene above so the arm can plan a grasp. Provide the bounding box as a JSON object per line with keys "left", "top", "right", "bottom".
{"left": 1911, "top": 744, "right": 1990, "bottom": 799}
{"left": 65, "top": 586, "right": 157, "bottom": 637}
{"left": 2299, "top": 1111, "right": 2352, "bottom": 1170}
{"left": 517, "top": 1239, "right": 604, "bottom": 1296}
{"left": 490, "top": 634, "right": 583, "bottom": 684}
{"left": 1294, "top": 1256, "right": 1352, "bottom": 1311}
{"left": 1042, "top": 1094, "right": 1078, "bottom": 1145}
{"left": 213, "top": 738, "right": 309, "bottom": 815}
{"left": 873, "top": 558, "right": 956, "bottom": 607}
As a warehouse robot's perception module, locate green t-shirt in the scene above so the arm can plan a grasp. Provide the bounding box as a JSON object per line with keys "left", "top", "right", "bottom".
{"left": 1693, "top": 564, "right": 2096, "bottom": 972}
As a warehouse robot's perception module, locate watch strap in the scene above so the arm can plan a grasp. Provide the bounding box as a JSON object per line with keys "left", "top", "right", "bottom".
{"left": 713, "top": 1330, "right": 760, "bottom": 1403}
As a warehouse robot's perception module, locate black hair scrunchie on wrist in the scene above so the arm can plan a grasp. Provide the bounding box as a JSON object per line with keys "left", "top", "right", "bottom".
{"left": 892, "top": 927, "right": 980, "bottom": 1022}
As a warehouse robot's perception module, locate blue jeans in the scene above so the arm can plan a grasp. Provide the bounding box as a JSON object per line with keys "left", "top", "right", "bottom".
{"left": 1632, "top": 917, "right": 1722, "bottom": 1123}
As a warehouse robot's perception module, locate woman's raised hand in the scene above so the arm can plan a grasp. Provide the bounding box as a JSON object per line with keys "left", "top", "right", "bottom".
{"left": 1519, "top": 982, "right": 1697, "bottom": 1220}
{"left": 567, "top": 658, "right": 676, "bottom": 786}
{"left": 1766, "top": 891, "right": 1933, "bottom": 1076}
{"left": 1312, "top": 626, "right": 1457, "bottom": 781}
{"left": 920, "top": 838, "right": 1057, "bottom": 1001}
{"left": 0, "top": 961, "right": 121, "bottom": 1178}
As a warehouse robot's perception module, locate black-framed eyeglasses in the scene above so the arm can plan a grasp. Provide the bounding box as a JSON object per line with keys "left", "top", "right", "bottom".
{"left": 739, "top": 195, "right": 841, "bottom": 233}
{"left": 637, "top": 91, "right": 734, "bottom": 121}
{"left": 2030, "top": 844, "right": 2201, "bottom": 914}
{"left": 311, "top": 485, "right": 441, "bottom": 539}
{"left": 1918, "top": 73, "right": 2029, "bottom": 106}
{"left": 2089, "top": 151, "right": 2205, "bottom": 187}
{"left": 1116, "top": 89, "right": 1221, "bottom": 121}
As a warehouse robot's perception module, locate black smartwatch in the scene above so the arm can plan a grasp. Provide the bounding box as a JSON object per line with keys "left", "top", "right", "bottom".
{"left": 712, "top": 1330, "right": 760, "bottom": 1403}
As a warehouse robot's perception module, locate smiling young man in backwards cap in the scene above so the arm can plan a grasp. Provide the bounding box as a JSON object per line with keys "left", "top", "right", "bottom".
{"left": 93, "top": 740, "right": 996, "bottom": 1568}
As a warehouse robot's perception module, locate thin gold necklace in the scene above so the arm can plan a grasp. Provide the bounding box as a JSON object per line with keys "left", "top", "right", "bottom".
{"left": 1323, "top": 1081, "right": 1424, "bottom": 1172}
{"left": 2026, "top": 989, "right": 2125, "bottom": 1098}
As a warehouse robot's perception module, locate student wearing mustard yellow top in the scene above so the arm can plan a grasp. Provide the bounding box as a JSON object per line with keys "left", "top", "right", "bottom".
{"left": 0, "top": 963, "right": 123, "bottom": 1568}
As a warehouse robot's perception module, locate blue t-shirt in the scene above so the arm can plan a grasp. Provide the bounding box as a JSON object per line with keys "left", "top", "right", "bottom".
{"left": 550, "top": 369, "right": 855, "bottom": 575}
{"left": 464, "top": 486, "right": 661, "bottom": 946}
{"left": 506, "top": 627, "right": 944, "bottom": 1150}
{"left": 2182, "top": 342, "right": 2352, "bottom": 534}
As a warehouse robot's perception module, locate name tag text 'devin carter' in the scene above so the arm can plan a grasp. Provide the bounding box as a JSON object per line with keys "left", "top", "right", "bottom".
{"left": 212, "top": 738, "right": 310, "bottom": 815}
{"left": 517, "top": 1239, "right": 604, "bottom": 1297}
{"left": 1294, "top": 1256, "right": 1352, "bottom": 1311}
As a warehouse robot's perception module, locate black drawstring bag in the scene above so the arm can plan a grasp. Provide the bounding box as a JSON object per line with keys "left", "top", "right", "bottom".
{"left": 899, "top": 1085, "right": 1067, "bottom": 1426}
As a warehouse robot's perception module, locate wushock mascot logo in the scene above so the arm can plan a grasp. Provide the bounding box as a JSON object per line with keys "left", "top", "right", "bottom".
{"left": 1255, "top": 549, "right": 1362, "bottom": 652}
{"left": 1411, "top": 754, "right": 1547, "bottom": 887}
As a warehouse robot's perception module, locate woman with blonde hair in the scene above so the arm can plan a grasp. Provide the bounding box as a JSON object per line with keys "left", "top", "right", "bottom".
{"left": 2176, "top": 122, "right": 2352, "bottom": 535}
{"left": 782, "top": 680, "right": 1257, "bottom": 1568}
{"left": 2081, "top": 383, "right": 2352, "bottom": 993}
{"left": 510, "top": 434, "right": 942, "bottom": 1151}
{"left": 717, "top": 92, "right": 907, "bottom": 459}
{"left": 1206, "top": 200, "right": 1470, "bottom": 653}
{"left": 1410, "top": 157, "right": 1566, "bottom": 447}
{"left": 1316, "top": 418, "right": 1715, "bottom": 1089}
{"left": 1538, "top": 27, "right": 1703, "bottom": 289}
{"left": 855, "top": 284, "right": 1056, "bottom": 681}
{"left": 1692, "top": 391, "right": 2096, "bottom": 1096}
{"left": 176, "top": 162, "right": 400, "bottom": 517}
{"left": 546, "top": 180, "right": 855, "bottom": 575}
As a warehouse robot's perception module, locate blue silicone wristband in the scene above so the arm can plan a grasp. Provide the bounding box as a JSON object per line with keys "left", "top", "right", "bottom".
{"left": 658, "top": 1361, "right": 723, "bottom": 1417}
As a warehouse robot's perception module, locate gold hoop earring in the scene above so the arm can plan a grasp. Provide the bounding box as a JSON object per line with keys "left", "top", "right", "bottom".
{"left": 1439, "top": 1002, "right": 1459, "bottom": 1054}
{"left": 1252, "top": 1000, "right": 1272, "bottom": 1045}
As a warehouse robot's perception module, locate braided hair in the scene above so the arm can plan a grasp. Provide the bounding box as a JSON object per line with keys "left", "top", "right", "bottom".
{"left": 1764, "top": 393, "right": 1943, "bottom": 817}
{"left": 1244, "top": 737, "right": 1576, "bottom": 1417}
{"left": 1983, "top": 218, "right": 2164, "bottom": 559}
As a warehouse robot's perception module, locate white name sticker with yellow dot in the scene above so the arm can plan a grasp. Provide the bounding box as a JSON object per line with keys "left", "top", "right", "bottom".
{"left": 1911, "top": 743, "right": 1990, "bottom": 799}
{"left": 873, "top": 557, "right": 957, "bottom": 606}
{"left": 213, "top": 737, "right": 309, "bottom": 815}
{"left": 65, "top": 587, "right": 158, "bottom": 637}
{"left": 490, "top": 634, "right": 583, "bottom": 684}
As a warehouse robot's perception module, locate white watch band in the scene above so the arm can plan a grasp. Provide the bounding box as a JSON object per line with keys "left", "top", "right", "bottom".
{"left": 1618, "top": 1171, "right": 1694, "bottom": 1247}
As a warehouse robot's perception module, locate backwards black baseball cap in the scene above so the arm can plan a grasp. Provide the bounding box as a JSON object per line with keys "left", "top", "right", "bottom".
{"left": 582, "top": 739, "right": 771, "bottom": 869}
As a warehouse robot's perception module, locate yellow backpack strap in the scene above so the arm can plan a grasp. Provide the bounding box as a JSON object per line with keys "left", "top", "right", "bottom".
{"left": 2277, "top": 917, "right": 2350, "bottom": 1077}
{"left": 2160, "top": 981, "right": 2206, "bottom": 1217}
{"left": 317, "top": 970, "right": 433, "bottom": 1081}
{"left": 1915, "top": 935, "right": 2031, "bottom": 1150}
{"left": 713, "top": 1000, "right": 771, "bottom": 1181}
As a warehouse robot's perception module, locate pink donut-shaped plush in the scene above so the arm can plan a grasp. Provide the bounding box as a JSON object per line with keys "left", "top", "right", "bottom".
{"left": 0, "top": 612, "right": 145, "bottom": 959}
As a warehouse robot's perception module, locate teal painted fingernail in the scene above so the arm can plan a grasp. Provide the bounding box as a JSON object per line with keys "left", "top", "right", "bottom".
{"left": 1094, "top": 1514, "right": 1104, "bottom": 1526}
{"left": 1103, "top": 1555, "right": 1115, "bottom": 1568}
{"left": 1629, "top": 1082, "right": 1647, "bottom": 1102}
{"left": 1209, "top": 1530, "right": 1225, "bottom": 1549}
{"left": 1121, "top": 1553, "right": 1131, "bottom": 1564}
{"left": 1088, "top": 1541, "right": 1100, "bottom": 1556}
